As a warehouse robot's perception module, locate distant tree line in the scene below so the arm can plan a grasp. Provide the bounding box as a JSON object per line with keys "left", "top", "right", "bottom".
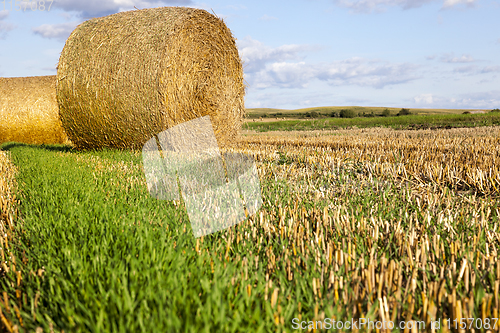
{"left": 258, "top": 107, "right": 500, "bottom": 120}
{"left": 328, "top": 108, "right": 412, "bottom": 118}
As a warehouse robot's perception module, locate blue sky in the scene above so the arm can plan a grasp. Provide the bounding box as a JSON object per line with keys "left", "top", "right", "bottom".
{"left": 0, "top": 0, "right": 499, "bottom": 109}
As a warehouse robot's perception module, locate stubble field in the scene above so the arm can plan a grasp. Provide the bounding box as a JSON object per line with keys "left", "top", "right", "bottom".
{"left": 0, "top": 125, "right": 499, "bottom": 332}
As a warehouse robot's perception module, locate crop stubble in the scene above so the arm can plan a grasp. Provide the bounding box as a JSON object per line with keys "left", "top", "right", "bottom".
{"left": 225, "top": 126, "right": 500, "bottom": 329}
{"left": 0, "top": 126, "right": 498, "bottom": 331}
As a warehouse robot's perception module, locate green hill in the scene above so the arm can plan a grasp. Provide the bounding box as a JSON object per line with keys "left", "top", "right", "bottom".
{"left": 244, "top": 106, "right": 486, "bottom": 119}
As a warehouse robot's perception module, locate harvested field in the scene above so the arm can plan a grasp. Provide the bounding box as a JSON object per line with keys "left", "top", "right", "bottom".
{"left": 242, "top": 125, "right": 500, "bottom": 138}
{"left": 0, "top": 126, "right": 499, "bottom": 331}
{"left": 0, "top": 150, "right": 18, "bottom": 243}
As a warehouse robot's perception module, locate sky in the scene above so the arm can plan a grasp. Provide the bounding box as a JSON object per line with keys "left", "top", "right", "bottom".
{"left": 0, "top": 0, "right": 499, "bottom": 110}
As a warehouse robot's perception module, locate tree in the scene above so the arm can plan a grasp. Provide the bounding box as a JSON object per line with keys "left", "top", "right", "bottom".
{"left": 382, "top": 109, "right": 391, "bottom": 117}
{"left": 304, "top": 111, "right": 319, "bottom": 118}
{"left": 397, "top": 108, "right": 411, "bottom": 116}
{"left": 340, "top": 109, "right": 357, "bottom": 118}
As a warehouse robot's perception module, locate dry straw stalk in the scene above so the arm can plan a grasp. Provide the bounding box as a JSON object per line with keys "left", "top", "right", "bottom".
{"left": 0, "top": 76, "right": 69, "bottom": 145}
{"left": 56, "top": 7, "right": 246, "bottom": 150}
{"left": 220, "top": 127, "right": 500, "bottom": 325}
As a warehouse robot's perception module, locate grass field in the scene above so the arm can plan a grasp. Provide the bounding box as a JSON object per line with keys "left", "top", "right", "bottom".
{"left": 1, "top": 124, "right": 500, "bottom": 332}
{"left": 243, "top": 112, "right": 500, "bottom": 132}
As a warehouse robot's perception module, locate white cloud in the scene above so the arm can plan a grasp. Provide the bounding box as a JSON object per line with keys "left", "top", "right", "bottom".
{"left": 452, "top": 91, "right": 500, "bottom": 108}
{"left": 318, "top": 58, "right": 419, "bottom": 88}
{"left": 440, "top": 53, "right": 475, "bottom": 63}
{"left": 330, "top": 0, "right": 478, "bottom": 13}
{"left": 240, "top": 38, "right": 420, "bottom": 90}
{"left": 50, "top": 0, "right": 193, "bottom": 17}
{"left": 332, "top": 0, "right": 436, "bottom": 13}
{"left": 0, "top": 22, "right": 14, "bottom": 36}
{"left": 411, "top": 93, "right": 455, "bottom": 107}
{"left": 245, "top": 90, "right": 337, "bottom": 109}
{"left": 251, "top": 61, "right": 316, "bottom": 89}
{"left": 59, "top": 12, "right": 75, "bottom": 20}
{"left": 413, "top": 93, "right": 434, "bottom": 104}
{"left": 453, "top": 65, "right": 476, "bottom": 73}
{"left": 411, "top": 91, "right": 500, "bottom": 109}
{"left": 452, "top": 65, "right": 500, "bottom": 75}
{"left": 0, "top": 11, "right": 15, "bottom": 39}
{"left": 189, "top": 2, "right": 210, "bottom": 11}
{"left": 32, "top": 22, "right": 80, "bottom": 42}
{"left": 441, "top": 0, "right": 477, "bottom": 8}
{"left": 258, "top": 14, "right": 278, "bottom": 21}
{"left": 481, "top": 66, "right": 500, "bottom": 74}
{"left": 0, "top": 10, "right": 9, "bottom": 20}
{"left": 238, "top": 36, "right": 315, "bottom": 73}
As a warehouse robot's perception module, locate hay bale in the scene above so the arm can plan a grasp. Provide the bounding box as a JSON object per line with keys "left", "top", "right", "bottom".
{"left": 56, "top": 6, "right": 246, "bottom": 150}
{"left": 0, "top": 76, "right": 69, "bottom": 145}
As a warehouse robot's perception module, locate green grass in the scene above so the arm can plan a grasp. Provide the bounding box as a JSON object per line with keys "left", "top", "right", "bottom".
{"left": 0, "top": 143, "right": 271, "bottom": 332}
{"left": 1, "top": 140, "right": 499, "bottom": 332}
{"left": 243, "top": 112, "right": 500, "bottom": 132}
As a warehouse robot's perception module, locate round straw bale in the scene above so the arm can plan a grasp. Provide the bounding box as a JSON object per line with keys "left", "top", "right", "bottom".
{"left": 56, "top": 7, "right": 246, "bottom": 150}
{"left": 0, "top": 76, "right": 69, "bottom": 145}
